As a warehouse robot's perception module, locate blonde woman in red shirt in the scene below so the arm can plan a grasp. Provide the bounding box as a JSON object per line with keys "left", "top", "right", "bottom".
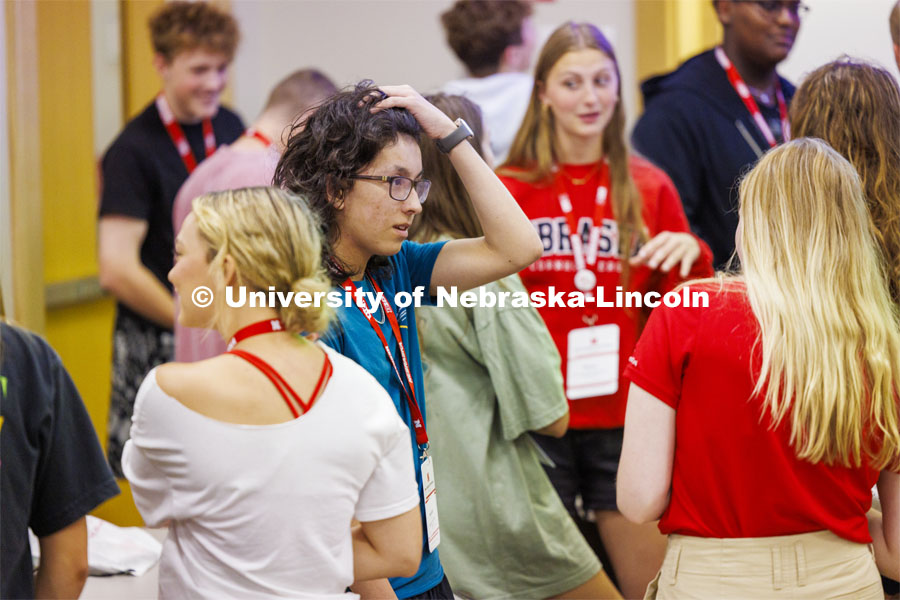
{"left": 618, "top": 138, "right": 900, "bottom": 598}
{"left": 498, "top": 21, "right": 713, "bottom": 598}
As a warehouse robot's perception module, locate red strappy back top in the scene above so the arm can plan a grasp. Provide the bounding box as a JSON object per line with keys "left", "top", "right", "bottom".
{"left": 228, "top": 349, "right": 333, "bottom": 418}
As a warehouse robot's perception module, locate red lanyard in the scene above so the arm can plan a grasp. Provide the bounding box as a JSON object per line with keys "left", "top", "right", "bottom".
{"left": 714, "top": 47, "right": 789, "bottom": 148}
{"left": 342, "top": 276, "right": 428, "bottom": 447}
{"left": 245, "top": 128, "right": 273, "bottom": 147}
{"left": 554, "top": 162, "right": 611, "bottom": 292}
{"left": 155, "top": 93, "right": 216, "bottom": 174}
{"left": 226, "top": 318, "right": 284, "bottom": 351}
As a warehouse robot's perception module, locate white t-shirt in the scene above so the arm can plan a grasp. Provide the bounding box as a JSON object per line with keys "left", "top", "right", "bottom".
{"left": 122, "top": 345, "right": 419, "bottom": 600}
{"left": 443, "top": 72, "right": 533, "bottom": 164}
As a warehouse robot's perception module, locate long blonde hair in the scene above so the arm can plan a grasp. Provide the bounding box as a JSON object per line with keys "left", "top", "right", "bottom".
{"left": 790, "top": 58, "right": 900, "bottom": 307}
{"left": 500, "top": 21, "right": 646, "bottom": 261}
{"left": 191, "top": 187, "right": 334, "bottom": 336}
{"left": 739, "top": 138, "right": 900, "bottom": 470}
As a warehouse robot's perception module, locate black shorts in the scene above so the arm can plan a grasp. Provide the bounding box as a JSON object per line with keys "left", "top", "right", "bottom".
{"left": 403, "top": 575, "right": 454, "bottom": 600}
{"left": 532, "top": 428, "right": 624, "bottom": 515}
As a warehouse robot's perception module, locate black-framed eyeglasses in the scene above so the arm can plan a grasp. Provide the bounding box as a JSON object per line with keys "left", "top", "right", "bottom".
{"left": 751, "top": 0, "right": 810, "bottom": 19}
{"left": 349, "top": 174, "right": 432, "bottom": 203}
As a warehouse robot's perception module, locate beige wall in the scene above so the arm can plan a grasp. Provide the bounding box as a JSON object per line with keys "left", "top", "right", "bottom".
{"left": 230, "top": 0, "right": 638, "bottom": 128}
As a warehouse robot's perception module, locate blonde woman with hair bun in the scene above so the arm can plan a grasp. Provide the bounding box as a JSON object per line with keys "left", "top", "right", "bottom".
{"left": 618, "top": 139, "right": 900, "bottom": 598}
{"left": 122, "top": 187, "right": 423, "bottom": 599}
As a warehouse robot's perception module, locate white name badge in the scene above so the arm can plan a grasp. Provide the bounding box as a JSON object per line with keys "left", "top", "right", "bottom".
{"left": 421, "top": 456, "right": 440, "bottom": 552}
{"left": 566, "top": 324, "right": 619, "bottom": 400}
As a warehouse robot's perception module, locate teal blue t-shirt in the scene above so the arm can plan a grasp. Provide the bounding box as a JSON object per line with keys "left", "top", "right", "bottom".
{"left": 321, "top": 240, "right": 448, "bottom": 598}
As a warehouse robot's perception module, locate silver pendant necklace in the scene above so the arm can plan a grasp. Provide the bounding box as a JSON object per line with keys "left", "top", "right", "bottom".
{"left": 370, "top": 298, "right": 385, "bottom": 324}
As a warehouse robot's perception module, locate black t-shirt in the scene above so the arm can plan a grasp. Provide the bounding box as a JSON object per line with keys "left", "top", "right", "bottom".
{"left": 0, "top": 323, "right": 120, "bottom": 599}
{"left": 98, "top": 101, "right": 244, "bottom": 327}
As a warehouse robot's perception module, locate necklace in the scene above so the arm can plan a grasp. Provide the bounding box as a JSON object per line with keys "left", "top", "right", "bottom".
{"left": 353, "top": 272, "right": 385, "bottom": 324}
{"left": 561, "top": 163, "right": 600, "bottom": 186}
{"left": 370, "top": 300, "right": 385, "bottom": 325}
{"left": 748, "top": 85, "right": 774, "bottom": 106}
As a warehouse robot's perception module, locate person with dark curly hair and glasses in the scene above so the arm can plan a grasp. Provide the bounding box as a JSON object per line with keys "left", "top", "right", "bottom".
{"left": 274, "top": 82, "right": 542, "bottom": 600}
{"left": 633, "top": 0, "right": 804, "bottom": 269}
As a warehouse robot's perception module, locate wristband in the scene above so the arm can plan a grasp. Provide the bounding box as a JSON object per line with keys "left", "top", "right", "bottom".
{"left": 435, "top": 118, "right": 474, "bottom": 154}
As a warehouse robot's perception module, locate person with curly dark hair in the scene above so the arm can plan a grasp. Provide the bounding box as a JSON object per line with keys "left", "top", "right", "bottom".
{"left": 441, "top": 0, "right": 536, "bottom": 162}
{"left": 274, "top": 82, "right": 542, "bottom": 600}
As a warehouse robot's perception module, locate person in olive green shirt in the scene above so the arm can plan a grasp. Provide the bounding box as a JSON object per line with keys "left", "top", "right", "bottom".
{"left": 411, "top": 94, "right": 620, "bottom": 600}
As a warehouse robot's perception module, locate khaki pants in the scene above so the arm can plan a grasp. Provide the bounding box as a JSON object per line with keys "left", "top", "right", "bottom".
{"left": 645, "top": 530, "right": 882, "bottom": 599}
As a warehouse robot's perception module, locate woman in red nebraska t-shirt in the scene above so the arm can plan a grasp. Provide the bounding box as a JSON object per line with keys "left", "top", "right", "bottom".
{"left": 618, "top": 139, "right": 900, "bottom": 599}
{"left": 497, "top": 22, "right": 714, "bottom": 599}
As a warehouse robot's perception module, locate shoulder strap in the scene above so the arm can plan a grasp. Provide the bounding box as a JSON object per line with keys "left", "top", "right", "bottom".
{"left": 227, "top": 349, "right": 333, "bottom": 416}
{"left": 228, "top": 349, "right": 302, "bottom": 417}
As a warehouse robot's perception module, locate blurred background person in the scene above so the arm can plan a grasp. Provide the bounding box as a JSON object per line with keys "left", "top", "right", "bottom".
{"left": 1, "top": 293, "right": 119, "bottom": 599}
{"left": 790, "top": 58, "right": 900, "bottom": 597}
{"left": 172, "top": 68, "right": 337, "bottom": 363}
{"left": 790, "top": 58, "right": 900, "bottom": 308}
{"left": 441, "top": 0, "right": 536, "bottom": 163}
{"left": 97, "top": 1, "right": 244, "bottom": 477}
{"left": 632, "top": 0, "right": 802, "bottom": 269}
{"left": 619, "top": 138, "right": 900, "bottom": 599}
{"left": 124, "top": 187, "right": 422, "bottom": 598}
{"left": 499, "top": 22, "right": 713, "bottom": 599}
{"left": 411, "top": 93, "right": 621, "bottom": 600}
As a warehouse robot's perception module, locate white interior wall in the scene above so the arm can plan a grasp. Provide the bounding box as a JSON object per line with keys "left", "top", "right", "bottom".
{"left": 91, "top": 0, "right": 124, "bottom": 156}
{"left": 230, "top": 0, "right": 637, "bottom": 128}
{"left": 779, "top": 0, "right": 899, "bottom": 84}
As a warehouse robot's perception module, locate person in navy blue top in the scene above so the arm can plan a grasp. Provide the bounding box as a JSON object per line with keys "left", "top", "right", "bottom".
{"left": 274, "top": 82, "right": 542, "bottom": 599}
{"left": 632, "top": 0, "right": 801, "bottom": 269}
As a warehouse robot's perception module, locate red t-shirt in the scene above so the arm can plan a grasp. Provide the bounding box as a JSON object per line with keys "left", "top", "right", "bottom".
{"left": 624, "top": 280, "right": 880, "bottom": 542}
{"left": 500, "top": 157, "right": 713, "bottom": 429}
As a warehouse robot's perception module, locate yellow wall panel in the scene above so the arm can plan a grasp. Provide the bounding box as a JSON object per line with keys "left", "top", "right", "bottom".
{"left": 121, "top": 0, "right": 164, "bottom": 120}
{"left": 6, "top": 0, "right": 45, "bottom": 331}
{"left": 30, "top": 0, "right": 140, "bottom": 526}
{"left": 36, "top": 0, "right": 97, "bottom": 285}
{"left": 44, "top": 298, "right": 115, "bottom": 444}
{"left": 637, "top": 0, "right": 721, "bottom": 84}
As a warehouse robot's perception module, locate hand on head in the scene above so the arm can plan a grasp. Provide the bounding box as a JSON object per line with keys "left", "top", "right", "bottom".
{"left": 368, "top": 86, "right": 459, "bottom": 140}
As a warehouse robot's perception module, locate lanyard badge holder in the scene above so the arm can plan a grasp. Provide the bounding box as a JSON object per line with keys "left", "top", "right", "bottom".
{"left": 555, "top": 161, "right": 611, "bottom": 295}
{"left": 343, "top": 276, "right": 441, "bottom": 552}
{"left": 555, "top": 163, "right": 621, "bottom": 400}
{"left": 714, "top": 46, "right": 789, "bottom": 148}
